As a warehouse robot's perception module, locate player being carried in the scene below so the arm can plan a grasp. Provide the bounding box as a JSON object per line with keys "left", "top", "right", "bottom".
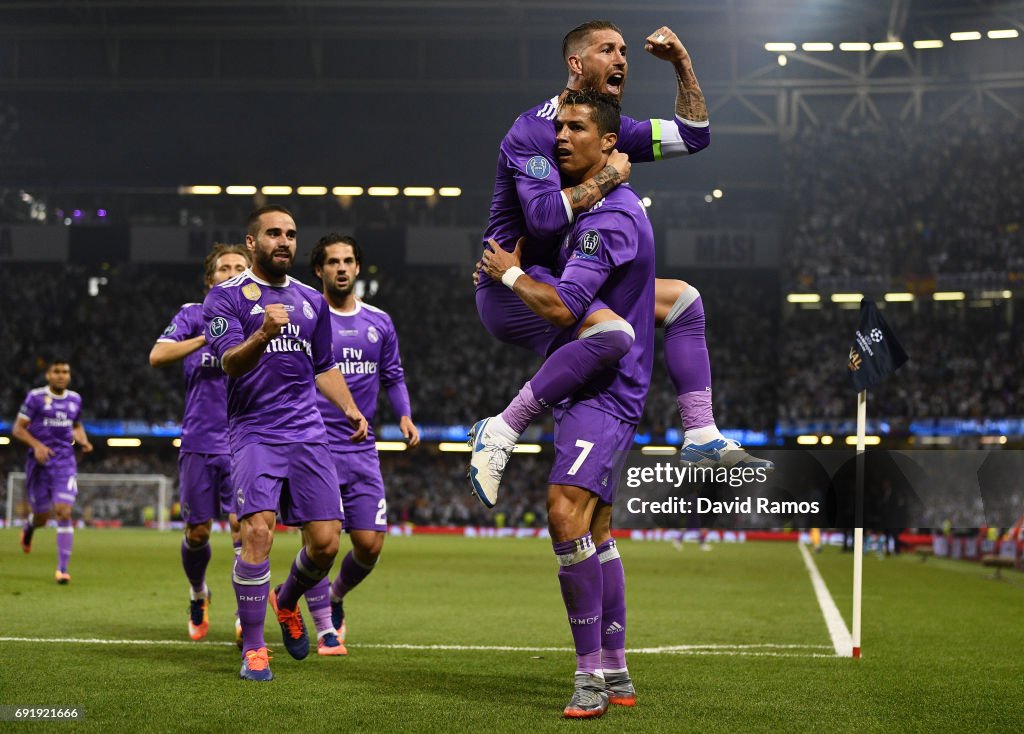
{"left": 150, "top": 243, "right": 250, "bottom": 644}
{"left": 481, "top": 89, "right": 651, "bottom": 718}
{"left": 300, "top": 233, "right": 420, "bottom": 656}
{"left": 470, "top": 20, "right": 771, "bottom": 508}
{"left": 202, "top": 206, "right": 367, "bottom": 681}
{"left": 14, "top": 359, "right": 93, "bottom": 584}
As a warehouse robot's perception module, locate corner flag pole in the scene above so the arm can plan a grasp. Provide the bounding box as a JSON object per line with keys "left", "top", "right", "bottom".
{"left": 852, "top": 388, "right": 867, "bottom": 659}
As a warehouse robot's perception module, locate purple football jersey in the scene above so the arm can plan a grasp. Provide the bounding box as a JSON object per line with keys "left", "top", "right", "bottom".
{"left": 155, "top": 303, "right": 230, "bottom": 454}
{"left": 552, "top": 185, "right": 656, "bottom": 424}
{"left": 202, "top": 270, "right": 336, "bottom": 449}
{"left": 316, "top": 301, "right": 410, "bottom": 451}
{"left": 18, "top": 387, "right": 83, "bottom": 468}
{"left": 481, "top": 93, "right": 709, "bottom": 268}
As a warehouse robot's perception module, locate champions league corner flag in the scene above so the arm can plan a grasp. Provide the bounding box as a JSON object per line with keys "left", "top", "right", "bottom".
{"left": 846, "top": 298, "right": 908, "bottom": 660}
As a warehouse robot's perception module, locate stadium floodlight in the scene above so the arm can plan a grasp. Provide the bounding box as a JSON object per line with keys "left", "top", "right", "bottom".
{"left": 367, "top": 186, "right": 400, "bottom": 197}
{"left": 913, "top": 39, "right": 944, "bottom": 49}
{"left": 260, "top": 185, "right": 292, "bottom": 196}
{"left": 332, "top": 186, "right": 364, "bottom": 196}
{"left": 0, "top": 436, "right": 9, "bottom": 445}
{"left": 297, "top": 186, "right": 328, "bottom": 196}
{"left": 950, "top": 31, "right": 982, "bottom": 41}
{"left": 438, "top": 187, "right": 462, "bottom": 197}
{"left": 786, "top": 293, "right": 820, "bottom": 303}
{"left": 873, "top": 41, "right": 904, "bottom": 51}
{"left": 917, "top": 436, "right": 952, "bottom": 446}
{"left": 820, "top": 435, "right": 834, "bottom": 445}
{"left": 884, "top": 292, "right": 914, "bottom": 302}
{"left": 172, "top": 438, "right": 181, "bottom": 448}
{"left": 513, "top": 444, "right": 542, "bottom": 454}
{"left": 980, "top": 289, "right": 1012, "bottom": 299}
{"left": 980, "top": 435, "right": 1009, "bottom": 445}
{"left": 402, "top": 187, "right": 435, "bottom": 197}
{"left": 830, "top": 293, "right": 863, "bottom": 303}
{"left": 987, "top": 29, "right": 1019, "bottom": 39}
{"left": 839, "top": 42, "right": 871, "bottom": 51}
{"left": 641, "top": 196, "right": 653, "bottom": 207}
{"left": 225, "top": 185, "right": 257, "bottom": 195}
{"left": 712, "top": 188, "right": 723, "bottom": 198}
{"left": 933, "top": 291, "right": 966, "bottom": 301}
{"left": 107, "top": 438, "right": 142, "bottom": 447}
{"left": 641, "top": 446, "right": 676, "bottom": 455}
{"left": 375, "top": 441, "right": 408, "bottom": 452}
{"left": 182, "top": 185, "right": 222, "bottom": 195}
{"left": 764, "top": 42, "right": 796, "bottom": 52}
{"left": 796, "top": 435, "right": 819, "bottom": 445}
{"left": 846, "top": 435, "right": 881, "bottom": 446}
{"left": 438, "top": 442, "right": 473, "bottom": 453}
{"left": 802, "top": 42, "right": 834, "bottom": 52}
{"left": 777, "top": 54, "right": 788, "bottom": 66}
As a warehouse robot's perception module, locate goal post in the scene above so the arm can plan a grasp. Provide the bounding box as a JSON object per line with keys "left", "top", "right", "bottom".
{"left": 5, "top": 472, "right": 174, "bottom": 531}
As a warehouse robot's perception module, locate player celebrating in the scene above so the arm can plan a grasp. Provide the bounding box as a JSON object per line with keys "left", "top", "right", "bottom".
{"left": 202, "top": 206, "right": 367, "bottom": 681}
{"left": 149, "top": 243, "right": 250, "bottom": 644}
{"left": 471, "top": 20, "right": 770, "bottom": 506}
{"left": 13, "top": 359, "right": 93, "bottom": 584}
{"left": 301, "top": 233, "right": 420, "bottom": 656}
{"left": 481, "top": 90, "right": 651, "bottom": 719}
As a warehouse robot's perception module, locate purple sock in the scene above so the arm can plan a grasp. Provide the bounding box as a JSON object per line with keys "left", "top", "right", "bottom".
{"left": 233, "top": 539, "right": 242, "bottom": 556}
{"left": 553, "top": 533, "right": 604, "bottom": 675}
{"left": 305, "top": 577, "right": 335, "bottom": 636}
{"left": 277, "top": 547, "right": 331, "bottom": 611}
{"left": 181, "top": 537, "right": 211, "bottom": 593}
{"left": 663, "top": 288, "right": 715, "bottom": 430}
{"left": 501, "top": 325, "right": 633, "bottom": 434}
{"left": 330, "top": 551, "right": 375, "bottom": 601}
{"left": 597, "top": 539, "right": 627, "bottom": 672}
{"left": 232, "top": 557, "right": 271, "bottom": 654}
{"left": 56, "top": 521, "right": 73, "bottom": 573}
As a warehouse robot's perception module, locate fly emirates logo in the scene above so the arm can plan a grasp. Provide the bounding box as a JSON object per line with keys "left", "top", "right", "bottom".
{"left": 337, "top": 347, "right": 378, "bottom": 375}
{"left": 266, "top": 323, "right": 312, "bottom": 357}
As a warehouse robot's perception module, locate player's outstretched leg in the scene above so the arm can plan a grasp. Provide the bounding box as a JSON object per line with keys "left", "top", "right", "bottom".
{"left": 554, "top": 533, "right": 608, "bottom": 719}
{"left": 660, "top": 281, "right": 773, "bottom": 470}
{"left": 329, "top": 549, "right": 376, "bottom": 642}
{"left": 20, "top": 514, "right": 37, "bottom": 553}
{"left": 469, "top": 321, "right": 634, "bottom": 507}
{"left": 305, "top": 577, "right": 346, "bottom": 656}
{"left": 233, "top": 556, "right": 273, "bottom": 681}
{"left": 55, "top": 519, "right": 74, "bottom": 584}
{"left": 273, "top": 544, "right": 335, "bottom": 660}
{"left": 597, "top": 539, "right": 635, "bottom": 706}
{"left": 181, "top": 532, "right": 212, "bottom": 640}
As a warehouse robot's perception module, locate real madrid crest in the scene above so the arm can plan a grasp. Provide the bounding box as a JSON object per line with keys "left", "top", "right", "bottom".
{"left": 367, "top": 325, "right": 380, "bottom": 344}
{"left": 302, "top": 301, "right": 315, "bottom": 320}
{"left": 242, "top": 283, "right": 262, "bottom": 301}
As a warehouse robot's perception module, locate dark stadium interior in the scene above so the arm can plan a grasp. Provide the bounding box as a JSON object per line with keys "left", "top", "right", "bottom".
{"left": 1, "top": 0, "right": 1022, "bottom": 529}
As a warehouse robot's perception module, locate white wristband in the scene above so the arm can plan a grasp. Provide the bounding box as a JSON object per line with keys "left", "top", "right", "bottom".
{"left": 502, "top": 266, "right": 525, "bottom": 289}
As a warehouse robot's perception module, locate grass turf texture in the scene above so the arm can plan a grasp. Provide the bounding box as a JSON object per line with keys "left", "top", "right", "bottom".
{"left": 1, "top": 529, "right": 1021, "bottom": 732}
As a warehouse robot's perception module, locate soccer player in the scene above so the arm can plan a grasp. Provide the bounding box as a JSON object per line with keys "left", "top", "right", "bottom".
{"left": 13, "top": 359, "right": 93, "bottom": 583}
{"left": 149, "top": 243, "right": 250, "bottom": 643}
{"left": 471, "top": 20, "right": 770, "bottom": 506}
{"left": 302, "top": 233, "right": 420, "bottom": 655}
{"left": 202, "top": 206, "right": 368, "bottom": 681}
{"left": 481, "top": 90, "right": 651, "bottom": 719}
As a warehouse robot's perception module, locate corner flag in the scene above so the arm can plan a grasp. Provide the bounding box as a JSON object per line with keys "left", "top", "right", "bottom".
{"left": 847, "top": 299, "right": 908, "bottom": 391}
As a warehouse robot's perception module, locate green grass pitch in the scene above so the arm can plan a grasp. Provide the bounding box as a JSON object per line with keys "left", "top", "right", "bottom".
{"left": 1, "top": 528, "right": 1021, "bottom": 732}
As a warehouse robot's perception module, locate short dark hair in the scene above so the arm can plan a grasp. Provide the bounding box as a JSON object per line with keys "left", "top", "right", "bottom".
{"left": 203, "top": 243, "right": 251, "bottom": 285}
{"left": 310, "top": 233, "right": 361, "bottom": 277}
{"left": 562, "top": 20, "right": 622, "bottom": 61}
{"left": 246, "top": 206, "right": 294, "bottom": 238}
{"left": 559, "top": 88, "right": 622, "bottom": 136}
{"left": 47, "top": 359, "right": 70, "bottom": 370}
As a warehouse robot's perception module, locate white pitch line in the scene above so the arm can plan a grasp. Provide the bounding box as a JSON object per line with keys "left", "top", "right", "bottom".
{"left": 0, "top": 636, "right": 833, "bottom": 658}
{"left": 798, "top": 542, "right": 853, "bottom": 657}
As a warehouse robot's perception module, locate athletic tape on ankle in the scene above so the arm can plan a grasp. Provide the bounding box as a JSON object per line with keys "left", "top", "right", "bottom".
{"left": 579, "top": 319, "right": 635, "bottom": 340}
{"left": 662, "top": 285, "right": 700, "bottom": 327}
{"left": 501, "top": 266, "right": 525, "bottom": 289}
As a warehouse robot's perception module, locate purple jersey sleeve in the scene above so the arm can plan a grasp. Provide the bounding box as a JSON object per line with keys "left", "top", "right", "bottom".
{"left": 617, "top": 114, "right": 710, "bottom": 162}
{"left": 310, "top": 294, "right": 336, "bottom": 376}
{"left": 202, "top": 286, "right": 245, "bottom": 358}
{"left": 555, "top": 210, "right": 639, "bottom": 322}
{"left": 502, "top": 115, "right": 572, "bottom": 241}
{"left": 379, "top": 318, "right": 411, "bottom": 418}
{"left": 156, "top": 304, "right": 201, "bottom": 344}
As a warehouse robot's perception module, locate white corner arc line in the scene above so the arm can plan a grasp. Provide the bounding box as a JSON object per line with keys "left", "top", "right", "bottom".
{"left": 799, "top": 543, "right": 853, "bottom": 657}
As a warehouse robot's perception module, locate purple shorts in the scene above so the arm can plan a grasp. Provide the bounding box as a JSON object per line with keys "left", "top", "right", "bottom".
{"left": 232, "top": 442, "right": 341, "bottom": 526}
{"left": 178, "top": 451, "right": 234, "bottom": 524}
{"left": 25, "top": 457, "right": 77, "bottom": 513}
{"left": 549, "top": 402, "right": 636, "bottom": 505}
{"left": 476, "top": 267, "right": 607, "bottom": 357}
{"left": 333, "top": 448, "right": 387, "bottom": 532}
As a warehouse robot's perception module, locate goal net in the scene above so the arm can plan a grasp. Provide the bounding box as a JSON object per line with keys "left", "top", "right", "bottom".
{"left": 5, "top": 472, "right": 174, "bottom": 530}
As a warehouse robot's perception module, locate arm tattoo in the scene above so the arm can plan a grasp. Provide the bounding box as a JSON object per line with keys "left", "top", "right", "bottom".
{"left": 566, "top": 164, "right": 621, "bottom": 212}
{"left": 674, "top": 63, "right": 708, "bottom": 122}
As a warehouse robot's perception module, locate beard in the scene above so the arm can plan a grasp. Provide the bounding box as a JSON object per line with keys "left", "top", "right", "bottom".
{"left": 255, "top": 247, "right": 293, "bottom": 278}
{"left": 325, "top": 278, "right": 355, "bottom": 301}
